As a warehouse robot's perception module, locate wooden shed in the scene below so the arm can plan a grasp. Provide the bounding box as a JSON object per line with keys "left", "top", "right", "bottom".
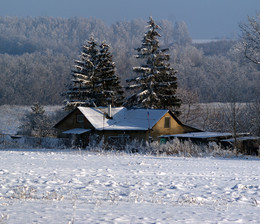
{"left": 159, "top": 132, "right": 260, "bottom": 156}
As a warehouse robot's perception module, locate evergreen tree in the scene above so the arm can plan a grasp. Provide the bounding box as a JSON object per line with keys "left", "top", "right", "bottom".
{"left": 64, "top": 36, "right": 124, "bottom": 110}
{"left": 19, "top": 103, "right": 52, "bottom": 137}
{"left": 64, "top": 36, "right": 100, "bottom": 110}
{"left": 95, "top": 42, "right": 124, "bottom": 106}
{"left": 125, "top": 17, "right": 181, "bottom": 115}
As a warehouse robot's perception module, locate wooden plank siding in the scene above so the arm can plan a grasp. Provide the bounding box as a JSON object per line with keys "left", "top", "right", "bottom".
{"left": 55, "top": 109, "right": 93, "bottom": 137}
{"left": 150, "top": 112, "right": 199, "bottom": 141}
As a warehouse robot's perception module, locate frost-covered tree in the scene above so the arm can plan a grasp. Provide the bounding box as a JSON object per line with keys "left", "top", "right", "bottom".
{"left": 239, "top": 13, "right": 260, "bottom": 65}
{"left": 95, "top": 42, "right": 124, "bottom": 106}
{"left": 19, "top": 103, "right": 52, "bottom": 137}
{"left": 64, "top": 36, "right": 124, "bottom": 110}
{"left": 125, "top": 17, "right": 181, "bottom": 115}
{"left": 173, "top": 21, "right": 192, "bottom": 46}
{"left": 64, "top": 36, "right": 99, "bottom": 110}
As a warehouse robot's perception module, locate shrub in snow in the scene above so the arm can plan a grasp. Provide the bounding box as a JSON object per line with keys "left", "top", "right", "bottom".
{"left": 163, "top": 139, "right": 238, "bottom": 157}
{"left": 6, "top": 186, "right": 64, "bottom": 201}
{"left": 84, "top": 137, "right": 236, "bottom": 158}
{"left": 42, "top": 191, "right": 64, "bottom": 201}
{"left": 10, "top": 186, "right": 37, "bottom": 200}
{"left": 0, "top": 132, "right": 237, "bottom": 158}
{"left": 0, "top": 135, "right": 70, "bottom": 150}
{"left": 154, "top": 138, "right": 236, "bottom": 157}
{"left": 154, "top": 139, "right": 199, "bottom": 157}
{"left": 0, "top": 213, "right": 8, "bottom": 224}
{"left": 85, "top": 135, "right": 105, "bottom": 152}
{"left": 123, "top": 139, "right": 149, "bottom": 154}
{"left": 85, "top": 137, "right": 150, "bottom": 155}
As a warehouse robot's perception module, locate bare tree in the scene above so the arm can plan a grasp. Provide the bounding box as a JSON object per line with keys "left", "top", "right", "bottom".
{"left": 239, "top": 13, "right": 260, "bottom": 65}
{"left": 177, "top": 88, "right": 201, "bottom": 124}
{"left": 247, "top": 100, "right": 260, "bottom": 136}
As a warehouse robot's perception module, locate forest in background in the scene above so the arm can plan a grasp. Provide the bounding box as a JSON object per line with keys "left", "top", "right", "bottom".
{"left": 0, "top": 16, "right": 259, "bottom": 105}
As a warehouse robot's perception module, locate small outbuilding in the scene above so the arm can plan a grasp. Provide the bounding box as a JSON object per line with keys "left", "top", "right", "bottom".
{"left": 159, "top": 132, "right": 260, "bottom": 156}
{"left": 221, "top": 136, "right": 260, "bottom": 156}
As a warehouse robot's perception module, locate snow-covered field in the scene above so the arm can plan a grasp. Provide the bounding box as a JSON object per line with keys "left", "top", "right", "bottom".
{"left": 0, "top": 150, "right": 259, "bottom": 223}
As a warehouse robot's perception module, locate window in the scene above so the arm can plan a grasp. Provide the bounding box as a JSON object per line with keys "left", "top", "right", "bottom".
{"left": 164, "top": 117, "right": 171, "bottom": 128}
{"left": 77, "top": 114, "right": 84, "bottom": 123}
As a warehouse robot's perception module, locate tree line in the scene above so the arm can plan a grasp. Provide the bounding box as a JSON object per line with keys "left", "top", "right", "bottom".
{"left": 0, "top": 16, "right": 259, "bottom": 106}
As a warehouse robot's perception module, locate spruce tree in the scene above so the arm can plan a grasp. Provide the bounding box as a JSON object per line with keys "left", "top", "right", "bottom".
{"left": 64, "top": 37, "right": 124, "bottom": 110}
{"left": 64, "top": 35, "right": 99, "bottom": 110}
{"left": 125, "top": 17, "right": 181, "bottom": 115}
{"left": 95, "top": 42, "right": 124, "bottom": 106}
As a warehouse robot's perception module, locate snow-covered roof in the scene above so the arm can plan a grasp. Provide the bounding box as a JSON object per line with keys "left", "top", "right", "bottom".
{"left": 63, "top": 128, "right": 91, "bottom": 134}
{"left": 160, "top": 132, "right": 233, "bottom": 139}
{"left": 78, "top": 107, "right": 169, "bottom": 131}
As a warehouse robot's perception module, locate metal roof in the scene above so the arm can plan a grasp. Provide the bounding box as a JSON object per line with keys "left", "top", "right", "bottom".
{"left": 78, "top": 107, "right": 169, "bottom": 131}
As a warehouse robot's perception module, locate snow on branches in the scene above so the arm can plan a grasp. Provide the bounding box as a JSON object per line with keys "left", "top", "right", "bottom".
{"left": 64, "top": 36, "right": 124, "bottom": 110}
{"left": 239, "top": 13, "right": 260, "bottom": 65}
{"left": 124, "top": 17, "right": 181, "bottom": 115}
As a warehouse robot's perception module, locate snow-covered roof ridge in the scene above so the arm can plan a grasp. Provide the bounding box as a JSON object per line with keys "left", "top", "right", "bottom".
{"left": 78, "top": 106, "right": 169, "bottom": 131}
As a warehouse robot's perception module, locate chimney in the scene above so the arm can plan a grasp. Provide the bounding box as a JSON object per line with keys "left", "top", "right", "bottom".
{"left": 107, "top": 104, "right": 112, "bottom": 119}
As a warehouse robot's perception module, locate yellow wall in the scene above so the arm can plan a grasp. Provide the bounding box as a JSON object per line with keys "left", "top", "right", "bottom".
{"left": 150, "top": 112, "right": 194, "bottom": 140}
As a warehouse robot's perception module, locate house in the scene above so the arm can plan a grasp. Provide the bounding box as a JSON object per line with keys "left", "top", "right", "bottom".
{"left": 54, "top": 106, "right": 201, "bottom": 147}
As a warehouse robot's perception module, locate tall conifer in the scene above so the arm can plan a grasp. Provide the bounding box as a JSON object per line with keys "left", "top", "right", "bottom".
{"left": 125, "top": 17, "right": 181, "bottom": 115}
{"left": 95, "top": 42, "right": 124, "bottom": 106}
{"left": 64, "top": 36, "right": 124, "bottom": 110}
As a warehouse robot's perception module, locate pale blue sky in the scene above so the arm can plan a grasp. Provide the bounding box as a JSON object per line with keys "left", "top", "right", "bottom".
{"left": 0, "top": 0, "right": 259, "bottom": 39}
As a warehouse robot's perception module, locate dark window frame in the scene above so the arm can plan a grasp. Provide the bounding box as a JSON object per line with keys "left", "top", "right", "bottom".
{"left": 164, "top": 117, "right": 171, "bottom": 128}
{"left": 77, "top": 114, "right": 84, "bottom": 123}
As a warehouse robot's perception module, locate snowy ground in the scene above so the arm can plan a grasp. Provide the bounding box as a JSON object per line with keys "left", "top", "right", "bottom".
{"left": 0, "top": 150, "right": 259, "bottom": 223}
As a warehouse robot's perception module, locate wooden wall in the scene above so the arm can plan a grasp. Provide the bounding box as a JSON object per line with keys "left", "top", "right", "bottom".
{"left": 55, "top": 109, "right": 93, "bottom": 137}
{"left": 151, "top": 112, "right": 199, "bottom": 141}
